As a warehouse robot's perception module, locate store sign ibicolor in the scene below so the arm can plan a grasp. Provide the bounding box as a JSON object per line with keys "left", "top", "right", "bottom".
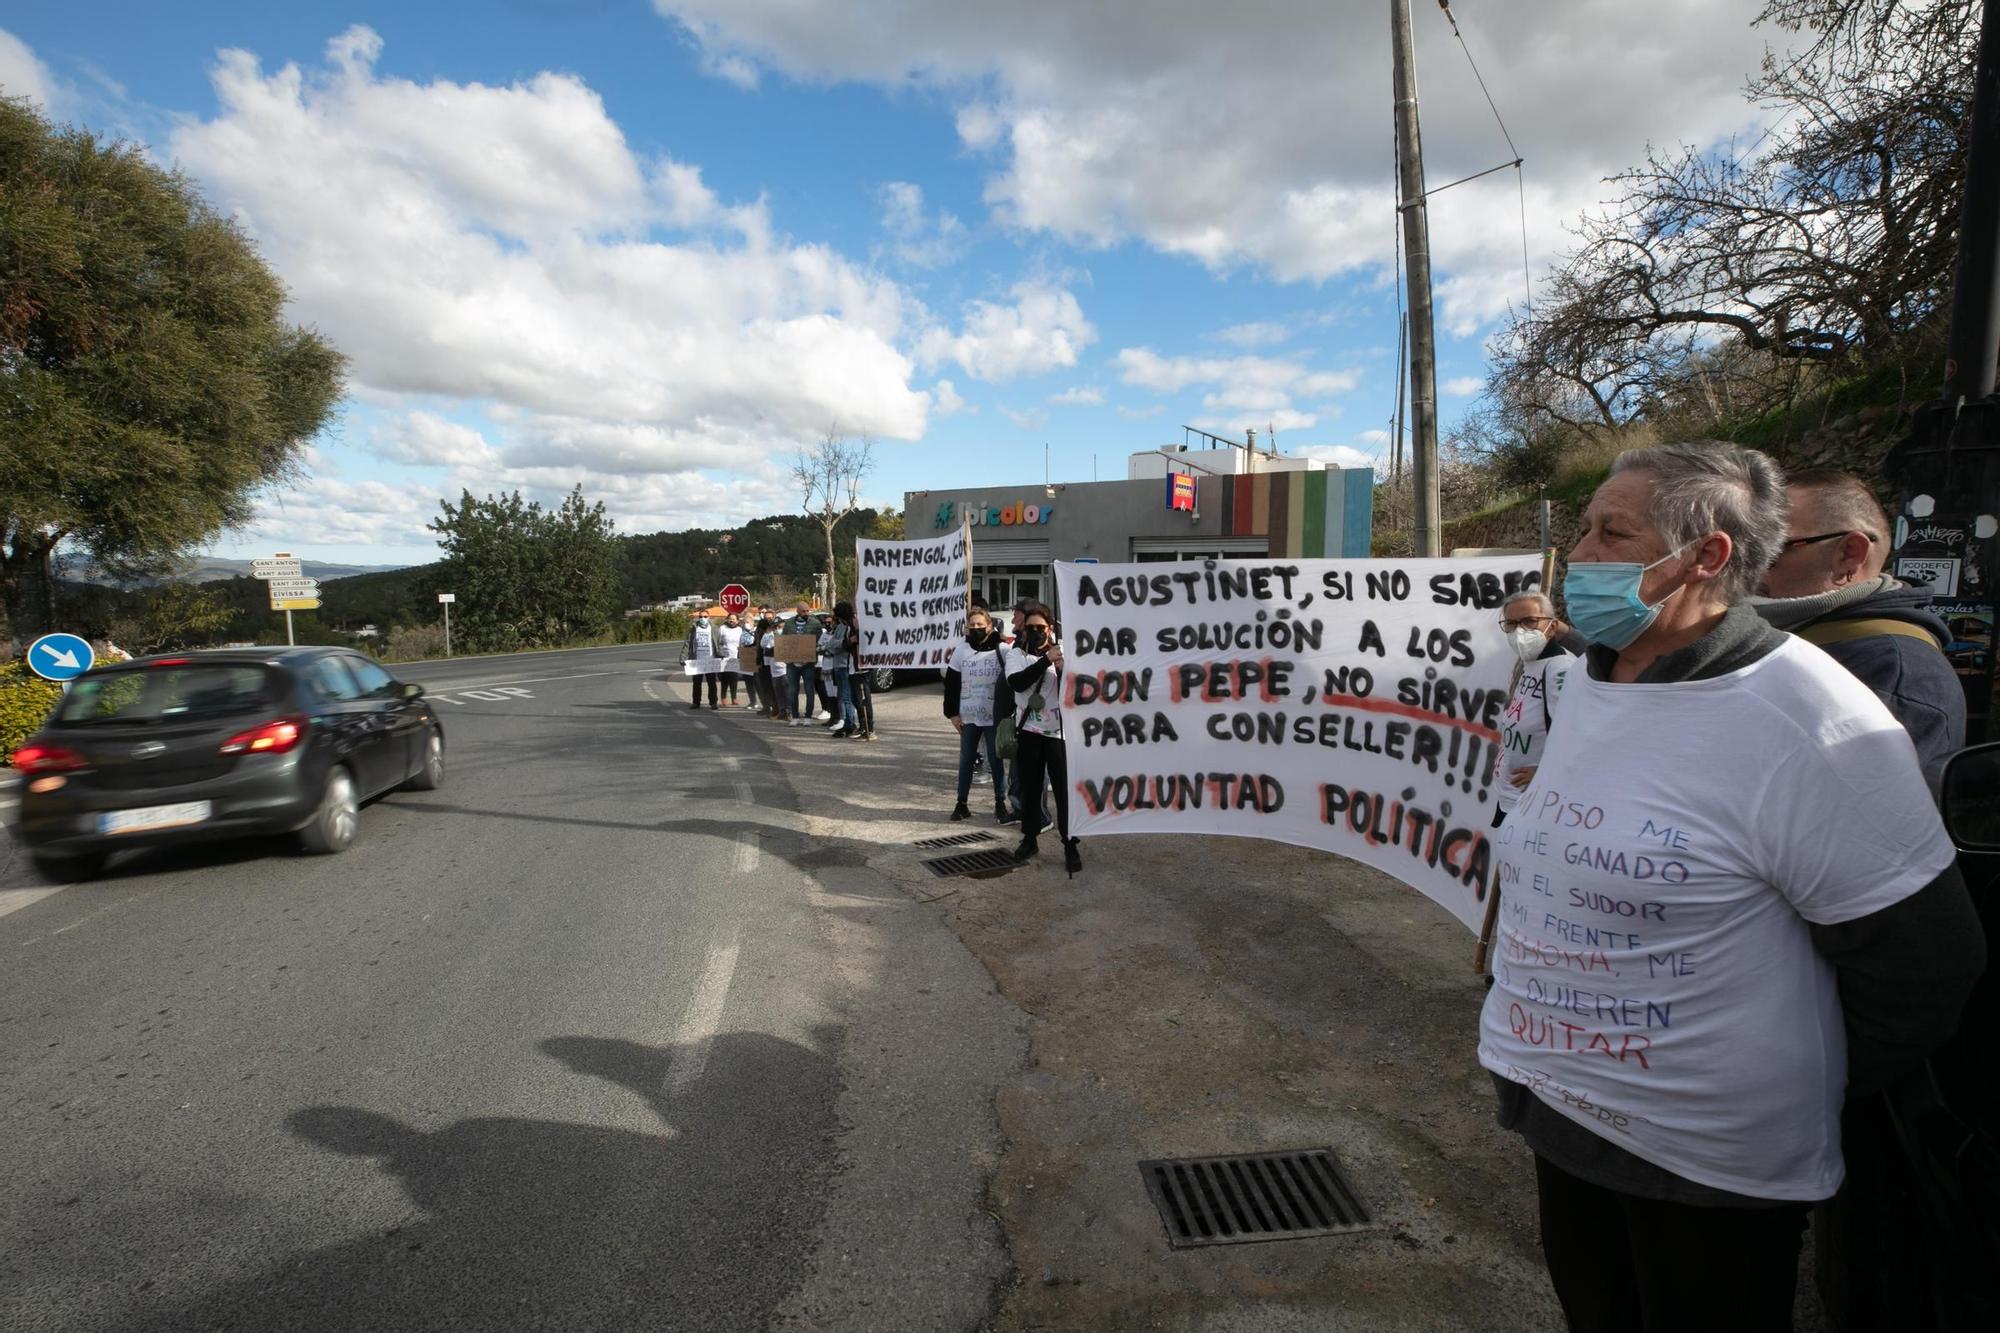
{"left": 932, "top": 499, "right": 1055, "bottom": 529}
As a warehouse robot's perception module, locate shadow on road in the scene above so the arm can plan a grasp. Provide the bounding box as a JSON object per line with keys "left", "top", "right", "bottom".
{"left": 116, "top": 1029, "right": 841, "bottom": 1333}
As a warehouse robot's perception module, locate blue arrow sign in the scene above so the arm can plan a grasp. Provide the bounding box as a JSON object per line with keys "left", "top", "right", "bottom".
{"left": 26, "top": 633, "right": 95, "bottom": 682}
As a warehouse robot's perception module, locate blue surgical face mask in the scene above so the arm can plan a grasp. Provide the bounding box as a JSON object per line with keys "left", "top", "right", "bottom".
{"left": 1562, "top": 542, "right": 1694, "bottom": 650}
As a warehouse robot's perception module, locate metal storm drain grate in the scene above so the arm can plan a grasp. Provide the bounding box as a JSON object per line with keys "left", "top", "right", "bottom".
{"left": 919, "top": 848, "right": 1018, "bottom": 878}
{"left": 912, "top": 831, "right": 999, "bottom": 849}
{"left": 1139, "top": 1149, "right": 1374, "bottom": 1248}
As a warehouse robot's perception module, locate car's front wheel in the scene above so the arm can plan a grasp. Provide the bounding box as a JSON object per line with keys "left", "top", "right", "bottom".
{"left": 32, "top": 851, "right": 108, "bottom": 883}
{"left": 871, "top": 667, "right": 896, "bottom": 692}
{"left": 298, "top": 766, "right": 359, "bottom": 855}
{"left": 403, "top": 730, "right": 445, "bottom": 791}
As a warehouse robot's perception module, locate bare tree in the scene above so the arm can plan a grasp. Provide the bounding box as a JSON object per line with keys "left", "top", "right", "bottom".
{"left": 792, "top": 428, "right": 876, "bottom": 605}
{"left": 1474, "top": 0, "right": 1973, "bottom": 479}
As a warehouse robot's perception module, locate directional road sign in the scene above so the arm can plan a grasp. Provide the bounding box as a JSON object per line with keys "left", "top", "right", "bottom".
{"left": 719, "top": 583, "right": 750, "bottom": 615}
{"left": 437, "top": 592, "right": 457, "bottom": 604}
{"left": 252, "top": 556, "right": 303, "bottom": 578}
{"left": 265, "top": 578, "right": 321, "bottom": 596}
{"left": 270, "top": 596, "right": 322, "bottom": 611}
{"left": 26, "top": 632, "right": 95, "bottom": 682}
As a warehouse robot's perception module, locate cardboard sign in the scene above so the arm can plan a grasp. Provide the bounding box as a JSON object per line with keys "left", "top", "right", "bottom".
{"left": 772, "top": 633, "right": 820, "bottom": 665}
{"left": 1053, "top": 556, "right": 1542, "bottom": 931}
{"left": 739, "top": 645, "right": 761, "bottom": 671}
{"left": 856, "top": 528, "right": 972, "bottom": 668}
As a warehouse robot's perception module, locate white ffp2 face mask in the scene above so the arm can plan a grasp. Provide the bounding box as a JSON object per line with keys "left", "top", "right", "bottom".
{"left": 1506, "top": 627, "right": 1548, "bottom": 661}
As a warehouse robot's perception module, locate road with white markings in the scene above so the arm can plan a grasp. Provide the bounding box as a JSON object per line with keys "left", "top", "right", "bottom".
{"left": 0, "top": 644, "right": 1019, "bottom": 1332}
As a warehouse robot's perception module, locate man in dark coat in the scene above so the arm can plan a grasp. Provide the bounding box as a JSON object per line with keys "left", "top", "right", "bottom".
{"left": 1754, "top": 468, "right": 1965, "bottom": 779}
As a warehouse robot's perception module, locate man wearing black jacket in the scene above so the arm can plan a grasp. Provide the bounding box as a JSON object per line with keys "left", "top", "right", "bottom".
{"left": 1753, "top": 467, "right": 1976, "bottom": 1331}
{"left": 1754, "top": 469, "right": 1966, "bottom": 779}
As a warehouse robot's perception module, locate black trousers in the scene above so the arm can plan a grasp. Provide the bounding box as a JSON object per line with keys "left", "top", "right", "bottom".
{"left": 690, "top": 672, "right": 718, "bottom": 707}
{"left": 851, "top": 672, "right": 875, "bottom": 733}
{"left": 1534, "top": 1155, "right": 1807, "bottom": 1333}
{"left": 720, "top": 671, "right": 740, "bottom": 702}
{"left": 1015, "top": 730, "right": 1069, "bottom": 842}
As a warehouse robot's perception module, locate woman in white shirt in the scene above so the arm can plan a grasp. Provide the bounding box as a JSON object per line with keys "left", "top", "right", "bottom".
{"left": 944, "top": 605, "right": 1008, "bottom": 821}
{"left": 1001, "top": 602, "right": 1079, "bottom": 876}
{"left": 717, "top": 614, "right": 746, "bottom": 708}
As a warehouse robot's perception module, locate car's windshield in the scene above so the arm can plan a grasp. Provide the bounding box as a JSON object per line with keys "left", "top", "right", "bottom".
{"left": 54, "top": 665, "right": 281, "bottom": 726}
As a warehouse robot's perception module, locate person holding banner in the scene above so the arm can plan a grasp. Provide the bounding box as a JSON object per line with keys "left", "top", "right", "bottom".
{"left": 683, "top": 611, "right": 721, "bottom": 710}
{"left": 1475, "top": 441, "right": 1982, "bottom": 1332}
{"left": 1002, "top": 603, "right": 1080, "bottom": 876}
{"left": 718, "top": 614, "right": 747, "bottom": 707}
{"left": 783, "top": 601, "right": 824, "bottom": 726}
{"left": 1492, "top": 591, "right": 1584, "bottom": 826}
{"left": 944, "top": 605, "right": 1008, "bottom": 821}
{"left": 758, "top": 617, "right": 788, "bottom": 720}
{"left": 827, "top": 603, "right": 860, "bottom": 738}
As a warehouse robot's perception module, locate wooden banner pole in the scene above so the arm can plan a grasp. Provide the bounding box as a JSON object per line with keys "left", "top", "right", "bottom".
{"left": 1473, "top": 544, "right": 1560, "bottom": 973}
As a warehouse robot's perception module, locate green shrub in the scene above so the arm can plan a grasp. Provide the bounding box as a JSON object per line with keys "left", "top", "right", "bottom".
{"left": 1, "top": 659, "right": 64, "bottom": 764}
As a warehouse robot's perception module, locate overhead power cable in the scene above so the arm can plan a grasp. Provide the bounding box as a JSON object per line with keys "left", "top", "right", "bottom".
{"left": 1437, "top": 0, "right": 1535, "bottom": 312}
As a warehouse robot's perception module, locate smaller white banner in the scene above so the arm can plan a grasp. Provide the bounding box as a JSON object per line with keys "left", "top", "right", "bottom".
{"left": 856, "top": 528, "right": 972, "bottom": 668}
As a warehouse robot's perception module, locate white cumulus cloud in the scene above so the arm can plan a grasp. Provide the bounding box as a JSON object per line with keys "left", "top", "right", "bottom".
{"left": 919, "top": 282, "right": 1095, "bottom": 382}
{"left": 0, "top": 28, "right": 54, "bottom": 110}
{"left": 879, "top": 180, "right": 967, "bottom": 268}
{"left": 1049, "top": 385, "right": 1104, "bottom": 406}
{"left": 164, "top": 26, "right": 932, "bottom": 538}
{"left": 652, "top": 0, "right": 1784, "bottom": 334}
{"left": 1443, "top": 375, "right": 1486, "bottom": 396}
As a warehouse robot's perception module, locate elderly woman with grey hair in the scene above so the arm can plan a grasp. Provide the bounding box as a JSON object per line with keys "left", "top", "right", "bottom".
{"left": 1492, "top": 588, "right": 1586, "bottom": 826}
{"left": 1476, "top": 440, "right": 1982, "bottom": 1332}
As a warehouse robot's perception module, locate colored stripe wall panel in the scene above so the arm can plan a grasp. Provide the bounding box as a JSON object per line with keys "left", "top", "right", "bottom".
{"left": 1285, "top": 470, "right": 1306, "bottom": 557}
{"left": 1220, "top": 476, "right": 1236, "bottom": 535}
{"left": 1233, "top": 474, "right": 1255, "bottom": 536}
{"left": 1250, "top": 474, "right": 1271, "bottom": 539}
{"left": 1342, "top": 468, "right": 1374, "bottom": 556}
{"left": 1302, "top": 470, "right": 1328, "bottom": 557}
{"left": 1268, "top": 472, "right": 1292, "bottom": 557}
{"left": 1323, "top": 468, "right": 1347, "bottom": 557}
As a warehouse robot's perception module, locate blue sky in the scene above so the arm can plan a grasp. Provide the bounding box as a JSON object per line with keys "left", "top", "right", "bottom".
{"left": 1, "top": 1, "right": 1782, "bottom": 567}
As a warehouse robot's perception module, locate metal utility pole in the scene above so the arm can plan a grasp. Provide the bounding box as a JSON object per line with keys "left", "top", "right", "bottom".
{"left": 1391, "top": 0, "right": 1442, "bottom": 556}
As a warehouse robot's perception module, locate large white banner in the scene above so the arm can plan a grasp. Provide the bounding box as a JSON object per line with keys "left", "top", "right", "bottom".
{"left": 857, "top": 528, "right": 972, "bottom": 668}
{"left": 1054, "top": 556, "right": 1542, "bottom": 931}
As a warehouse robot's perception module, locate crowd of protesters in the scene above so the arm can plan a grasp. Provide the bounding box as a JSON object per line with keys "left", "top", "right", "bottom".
{"left": 681, "top": 599, "right": 876, "bottom": 740}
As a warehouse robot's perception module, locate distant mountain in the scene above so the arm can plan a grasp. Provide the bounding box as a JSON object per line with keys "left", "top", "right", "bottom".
{"left": 181, "top": 558, "right": 409, "bottom": 584}
{"left": 66, "top": 558, "right": 410, "bottom": 589}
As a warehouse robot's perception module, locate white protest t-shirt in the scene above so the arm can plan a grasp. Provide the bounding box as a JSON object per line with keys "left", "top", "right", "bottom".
{"left": 1496, "top": 652, "right": 1576, "bottom": 812}
{"left": 1001, "top": 645, "right": 1063, "bottom": 738}
{"left": 948, "top": 641, "right": 1005, "bottom": 726}
{"left": 718, "top": 625, "right": 745, "bottom": 672}
{"left": 760, "top": 630, "right": 786, "bottom": 678}
{"left": 1477, "top": 636, "right": 1955, "bottom": 1200}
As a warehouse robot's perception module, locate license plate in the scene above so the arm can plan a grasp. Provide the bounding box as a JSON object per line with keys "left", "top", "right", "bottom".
{"left": 99, "top": 802, "right": 212, "bottom": 835}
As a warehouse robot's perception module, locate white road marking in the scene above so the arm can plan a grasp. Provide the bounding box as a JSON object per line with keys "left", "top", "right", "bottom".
{"left": 718, "top": 755, "right": 740, "bottom": 771}
{"left": 665, "top": 934, "right": 740, "bottom": 1097}
{"left": 0, "top": 885, "right": 67, "bottom": 921}
{"left": 733, "top": 830, "right": 760, "bottom": 873}
{"left": 706, "top": 734, "right": 725, "bottom": 748}
{"left": 733, "top": 781, "right": 754, "bottom": 803}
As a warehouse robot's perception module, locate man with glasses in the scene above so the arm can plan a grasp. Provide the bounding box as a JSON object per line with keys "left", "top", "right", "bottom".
{"left": 1492, "top": 590, "right": 1586, "bottom": 826}
{"left": 1753, "top": 468, "right": 1964, "bottom": 778}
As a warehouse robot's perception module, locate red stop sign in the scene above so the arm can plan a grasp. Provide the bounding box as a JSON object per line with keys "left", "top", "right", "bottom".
{"left": 719, "top": 584, "right": 750, "bottom": 615}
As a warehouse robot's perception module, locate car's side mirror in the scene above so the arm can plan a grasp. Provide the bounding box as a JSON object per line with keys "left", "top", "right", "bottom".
{"left": 1940, "top": 741, "right": 2000, "bottom": 853}
{"left": 401, "top": 682, "right": 425, "bottom": 700}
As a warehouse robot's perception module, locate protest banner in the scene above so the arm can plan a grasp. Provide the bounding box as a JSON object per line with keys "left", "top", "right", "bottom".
{"left": 1054, "top": 556, "right": 1541, "bottom": 931}
{"left": 856, "top": 527, "right": 972, "bottom": 668}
